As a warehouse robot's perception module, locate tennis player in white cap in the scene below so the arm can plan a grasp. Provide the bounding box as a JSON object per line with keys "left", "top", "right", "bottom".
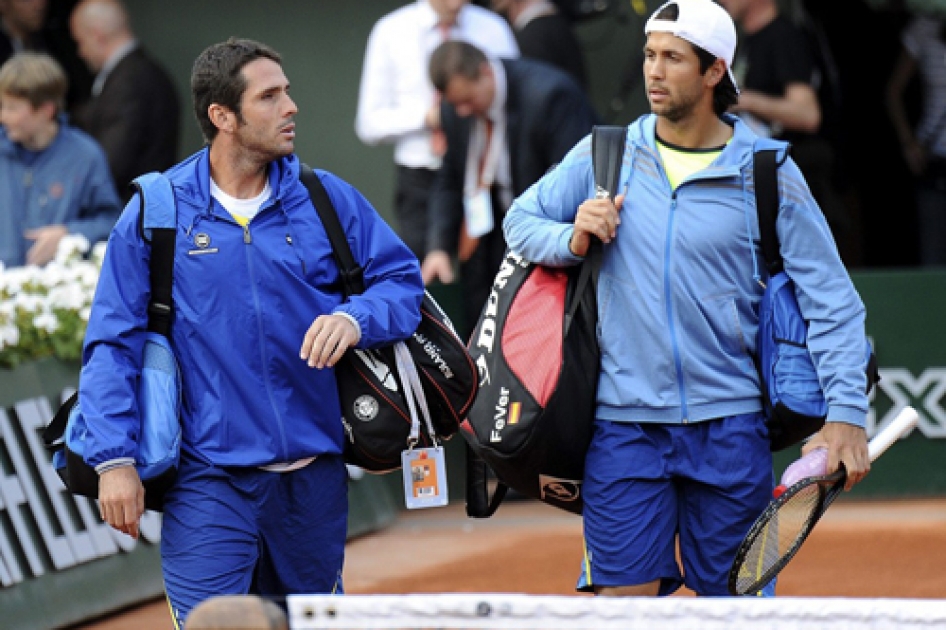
{"left": 502, "top": 0, "right": 871, "bottom": 597}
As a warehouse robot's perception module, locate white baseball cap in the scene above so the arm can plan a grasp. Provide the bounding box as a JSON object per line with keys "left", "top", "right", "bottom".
{"left": 644, "top": 0, "right": 739, "bottom": 93}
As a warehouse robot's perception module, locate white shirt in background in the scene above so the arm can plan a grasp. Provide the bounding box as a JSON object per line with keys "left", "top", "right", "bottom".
{"left": 355, "top": 0, "right": 519, "bottom": 171}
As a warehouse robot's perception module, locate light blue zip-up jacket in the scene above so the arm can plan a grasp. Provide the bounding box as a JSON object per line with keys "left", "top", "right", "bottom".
{"left": 504, "top": 114, "right": 869, "bottom": 427}
{"left": 79, "top": 148, "right": 424, "bottom": 469}
{"left": 0, "top": 119, "right": 121, "bottom": 267}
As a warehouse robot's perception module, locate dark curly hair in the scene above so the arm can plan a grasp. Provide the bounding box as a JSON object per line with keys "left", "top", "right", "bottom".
{"left": 191, "top": 38, "right": 282, "bottom": 143}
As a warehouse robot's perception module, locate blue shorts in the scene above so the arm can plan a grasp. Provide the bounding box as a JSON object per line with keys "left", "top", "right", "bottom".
{"left": 577, "top": 413, "right": 774, "bottom": 596}
{"left": 161, "top": 452, "right": 348, "bottom": 626}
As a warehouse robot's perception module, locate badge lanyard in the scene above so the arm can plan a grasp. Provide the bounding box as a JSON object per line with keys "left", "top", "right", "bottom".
{"left": 463, "top": 114, "right": 505, "bottom": 238}
{"left": 394, "top": 342, "right": 449, "bottom": 509}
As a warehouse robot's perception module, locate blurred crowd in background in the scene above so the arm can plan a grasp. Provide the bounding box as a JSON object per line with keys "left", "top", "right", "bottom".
{"left": 2, "top": 0, "right": 945, "bottom": 273}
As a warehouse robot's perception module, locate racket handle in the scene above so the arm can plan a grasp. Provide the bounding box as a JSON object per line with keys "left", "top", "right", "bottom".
{"left": 776, "top": 447, "right": 828, "bottom": 497}
{"left": 868, "top": 406, "right": 919, "bottom": 462}
{"left": 773, "top": 407, "right": 920, "bottom": 498}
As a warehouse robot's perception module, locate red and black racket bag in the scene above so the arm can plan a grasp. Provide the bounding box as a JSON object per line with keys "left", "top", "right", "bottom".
{"left": 462, "top": 249, "right": 600, "bottom": 515}
{"left": 461, "top": 125, "right": 625, "bottom": 516}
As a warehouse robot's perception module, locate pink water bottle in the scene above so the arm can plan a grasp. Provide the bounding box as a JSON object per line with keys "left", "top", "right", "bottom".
{"left": 773, "top": 447, "right": 828, "bottom": 498}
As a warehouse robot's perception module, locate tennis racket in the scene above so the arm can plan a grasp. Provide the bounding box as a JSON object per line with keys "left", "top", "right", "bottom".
{"left": 727, "top": 406, "right": 920, "bottom": 596}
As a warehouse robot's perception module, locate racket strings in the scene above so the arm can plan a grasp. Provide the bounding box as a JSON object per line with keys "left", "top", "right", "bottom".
{"left": 734, "top": 483, "right": 824, "bottom": 595}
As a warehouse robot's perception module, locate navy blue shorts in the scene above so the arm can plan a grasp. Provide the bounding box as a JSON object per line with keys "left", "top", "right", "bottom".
{"left": 577, "top": 413, "right": 774, "bottom": 596}
{"left": 161, "top": 452, "right": 348, "bottom": 626}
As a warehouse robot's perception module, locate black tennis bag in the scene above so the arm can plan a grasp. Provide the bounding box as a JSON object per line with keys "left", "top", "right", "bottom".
{"left": 462, "top": 125, "right": 625, "bottom": 516}
{"left": 301, "top": 167, "right": 478, "bottom": 473}
{"left": 334, "top": 291, "right": 477, "bottom": 472}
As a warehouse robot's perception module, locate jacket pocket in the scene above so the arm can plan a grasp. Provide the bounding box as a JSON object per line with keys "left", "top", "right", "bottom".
{"left": 699, "top": 291, "right": 749, "bottom": 360}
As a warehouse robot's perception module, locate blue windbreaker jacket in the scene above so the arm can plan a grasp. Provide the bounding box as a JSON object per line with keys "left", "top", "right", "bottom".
{"left": 504, "top": 114, "right": 869, "bottom": 427}
{"left": 79, "top": 149, "right": 424, "bottom": 468}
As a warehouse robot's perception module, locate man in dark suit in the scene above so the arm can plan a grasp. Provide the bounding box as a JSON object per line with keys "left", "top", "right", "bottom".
{"left": 69, "top": 0, "right": 179, "bottom": 204}
{"left": 422, "top": 39, "right": 597, "bottom": 338}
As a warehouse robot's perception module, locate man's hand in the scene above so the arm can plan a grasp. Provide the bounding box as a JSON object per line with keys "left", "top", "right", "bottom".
{"left": 421, "top": 250, "right": 454, "bottom": 285}
{"left": 424, "top": 103, "right": 441, "bottom": 132}
{"left": 569, "top": 194, "right": 624, "bottom": 257}
{"left": 300, "top": 313, "right": 359, "bottom": 369}
{"left": 99, "top": 466, "right": 145, "bottom": 539}
{"left": 820, "top": 422, "right": 870, "bottom": 491}
{"left": 24, "top": 224, "right": 68, "bottom": 266}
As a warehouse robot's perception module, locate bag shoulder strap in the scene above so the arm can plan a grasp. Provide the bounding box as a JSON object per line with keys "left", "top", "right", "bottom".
{"left": 299, "top": 165, "right": 366, "bottom": 296}
{"left": 591, "top": 125, "right": 626, "bottom": 201}
{"left": 753, "top": 148, "right": 781, "bottom": 277}
{"left": 565, "top": 125, "right": 626, "bottom": 327}
{"left": 132, "top": 172, "right": 177, "bottom": 337}
{"left": 752, "top": 139, "right": 790, "bottom": 278}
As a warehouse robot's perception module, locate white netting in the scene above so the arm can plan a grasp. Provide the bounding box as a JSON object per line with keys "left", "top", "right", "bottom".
{"left": 287, "top": 594, "right": 946, "bottom": 630}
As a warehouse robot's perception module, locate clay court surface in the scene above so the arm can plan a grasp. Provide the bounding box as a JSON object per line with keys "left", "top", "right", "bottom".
{"left": 73, "top": 497, "right": 946, "bottom": 629}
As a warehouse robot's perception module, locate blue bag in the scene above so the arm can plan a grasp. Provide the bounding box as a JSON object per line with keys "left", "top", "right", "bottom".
{"left": 43, "top": 173, "right": 182, "bottom": 511}
{"left": 753, "top": 144, "right": 878, "bottom": 451}
{"left": 47, "top": 333, "right": 181, "bottom": 511}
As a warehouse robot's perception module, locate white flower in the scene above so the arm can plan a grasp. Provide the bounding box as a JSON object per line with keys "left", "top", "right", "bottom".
{"left": 91, "top": 241, "right": 108, "bottom": 266}
{"left": 0, "top": 324, "right": 21, "bottom": 347}
{"left": 73, "top": 264, "right": 99, "bottom": 288}
{"left": 1, "top": 238, "right": 104, "bottom": 367}
{"left": 39, "top": 261, "right": 67, "bottom": 287}
{"left": 55, "top": 234, "right": 91, "bottom": 264}
{"left": 0, "top": 266, "right": 35, "bottom": 296}
{"left": 13, "top": 293, "right": 43, "bottom": 312}
{"left": 33, "top": 311, "right": 60, "bottom": 334}
{"left": 47, "top": 284, "right": 88, "bottom": 311}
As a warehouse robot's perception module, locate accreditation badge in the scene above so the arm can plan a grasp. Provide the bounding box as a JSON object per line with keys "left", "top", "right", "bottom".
{"left": 463, "top": 188, "right": 494, "bottom": 238}
{"left": 401, "top": 447, "right": 448, "bottom": 509}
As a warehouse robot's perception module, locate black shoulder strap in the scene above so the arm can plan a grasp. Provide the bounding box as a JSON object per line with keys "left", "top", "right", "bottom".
{"left": 131, "top": 177, "right": 176, "bottom": 337}
{"left": 299, "top": 164, "right": 366, "bottom": 296}
{"left": 592, "top": 125, "right": 626, "bottom": 201}
{"left": 565, "top": 125, "right": 625, "bottom": 329}
{"left": 148, "top": 228, "right": 175, "bottom": 337}
{"left": 753, "top": 148, "right": 782, "bottom": 277}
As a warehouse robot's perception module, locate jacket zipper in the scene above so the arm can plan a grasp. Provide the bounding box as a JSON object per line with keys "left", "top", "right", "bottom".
{"left": 242, "top": 215, "right": 291, "bottom": 460}
{"left": 664, "top": 194, "right": 689, "bottom": 423}
{"left": 661, "top": 165, "right": 744, "bottom": 423}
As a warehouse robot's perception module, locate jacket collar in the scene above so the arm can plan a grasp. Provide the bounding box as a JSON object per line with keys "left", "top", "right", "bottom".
{"left": 169, "top": 147, "right": 307, "bottom": 215}
{"left": 631, "top": 113, "right": 785, "bottom": 169}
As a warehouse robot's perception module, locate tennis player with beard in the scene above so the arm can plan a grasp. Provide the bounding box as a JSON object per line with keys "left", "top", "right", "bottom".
{"left": 502, "top": 0, "right": 870, "bottom": 596}
{"left": 78, "top": 38, "right": 423, "bottom": 625}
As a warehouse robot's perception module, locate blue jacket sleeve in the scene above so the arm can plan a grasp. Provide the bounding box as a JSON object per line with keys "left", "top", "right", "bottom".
{"left": 78, "top": 197, "right": 152, "bottom": 467}
{"left": 503, "top": 134, "right": 594, "bottom": 267}
{"left": 317, "top": 171, "right": 424, "bottom": 347}
{"left": 777, "top": 161, "right": 870, "bottom": 426}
